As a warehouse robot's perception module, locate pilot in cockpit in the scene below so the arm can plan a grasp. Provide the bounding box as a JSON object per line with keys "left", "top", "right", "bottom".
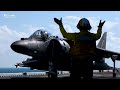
{"left": 29, "top": 30, "right": 51, "bottom": 41}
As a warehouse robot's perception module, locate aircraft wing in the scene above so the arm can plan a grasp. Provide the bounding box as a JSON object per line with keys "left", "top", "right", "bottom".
{"left": 96, "top": 47, "right": 120, "bottom": 60}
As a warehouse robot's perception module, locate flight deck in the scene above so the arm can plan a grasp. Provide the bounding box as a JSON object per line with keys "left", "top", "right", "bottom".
{"left": 0, "top": 70, "right": 120, "bottom": 80}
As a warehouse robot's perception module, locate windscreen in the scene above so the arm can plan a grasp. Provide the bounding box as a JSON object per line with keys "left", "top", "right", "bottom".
{"left": 29, "top": 29, "right": 52, "bottom": 40}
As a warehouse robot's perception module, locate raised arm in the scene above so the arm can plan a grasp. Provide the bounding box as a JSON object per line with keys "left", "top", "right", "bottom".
{"left": 95, "top": 20, "right": 105, "bottom": 40}
{"left": 54, "top": 18, "right": 75, "bottom": 40}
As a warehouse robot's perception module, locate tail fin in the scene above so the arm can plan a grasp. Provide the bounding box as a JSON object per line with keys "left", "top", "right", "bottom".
{"left": 94, "top": 32, "right": 111, "bottom": 70}
{"left": 96, "top": 32, "right": 107, "bottom": 62}
{"left": 97, "top": 32, "right": 107, "bottom": 49}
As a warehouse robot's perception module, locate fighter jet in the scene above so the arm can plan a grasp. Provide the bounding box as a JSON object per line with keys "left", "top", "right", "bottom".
{"left": 93, "top": 32, "right": 112, "bottom": 71}
{"left": 11, "top": 29, "right": 120, "bottom": 78}
{"left": 11, "top": 30, "right": 71, "bottom": 77}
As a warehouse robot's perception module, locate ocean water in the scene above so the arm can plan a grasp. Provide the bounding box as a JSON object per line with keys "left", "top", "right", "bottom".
{"left": 0, "top": 68, "right": 46, "bottom": 73}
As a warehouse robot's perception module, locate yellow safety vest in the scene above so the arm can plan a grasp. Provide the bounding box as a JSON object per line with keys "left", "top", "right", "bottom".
{"left": 59, "top": 25, "right": 102, "bottom": 59}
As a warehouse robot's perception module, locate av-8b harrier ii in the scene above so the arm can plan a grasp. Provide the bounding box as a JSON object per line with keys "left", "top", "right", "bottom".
{"left": 11, "top": 29, "right": 120, "bottom": 78}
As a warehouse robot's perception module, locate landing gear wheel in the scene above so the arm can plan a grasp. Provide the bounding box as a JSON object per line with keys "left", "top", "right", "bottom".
{"left": 47, "top": 40, "right": 59, "bottom": 79}
{"left": 48, "top": 61, "right": 57, "bottom": 79}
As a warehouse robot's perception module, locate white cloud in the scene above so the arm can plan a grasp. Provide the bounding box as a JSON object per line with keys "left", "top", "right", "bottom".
{"left": 114, "top": 17, "right": 120, "bottom": 21}
{"left": 63, "top": 16, "right": 80, "bottom": 26}
{"left": 64, "top": 16, "right": 80, "bottom": 20}
{"left": 1, "top": 25, "right": 30, "bottom": 42}
{"left": 106, "top": 32, "right": 120, "bottom": 52}
{"left": 0, "top": 25, "right": 28, "bottom": 54}
{"left": 64, "top": 24, "right": 75, "bottom": 33}
{"left": 0, "top": 25, "right": 12, "bottom": 35}
{"left": 3, "top": 14, "right": 16, "bottom": 18}
{"left": 53, "top": 16, "right": 80, "bottom": 33}
{"left": 0, "top": 25, "right": 30, "bottom": 67}
{"left": 104, "top": 21, "right": 119, "bottom": 30}
{"left": 23, "top": 24, "right": 45, "bottom": 36}
{"left": 63, "top": 16, "right": 120, "bottom": 35}
{"left": 63, "top": 16, "right": 100, "bottom": 27}
{"left": 112, "top": 11, "right": 120, "bottom": 15}
{"left": 48, "top": 24, "right": 62, "bottom": 37}
{"left": 62, "top": 16, "right": 104, "bottom": 33}
{"left": 49, "top": 24, "right": 57, "bottom": 30}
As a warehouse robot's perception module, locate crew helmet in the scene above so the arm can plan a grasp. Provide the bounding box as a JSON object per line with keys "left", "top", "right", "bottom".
{"left": 77, "top": 18, "right": 92, "bottom": 30}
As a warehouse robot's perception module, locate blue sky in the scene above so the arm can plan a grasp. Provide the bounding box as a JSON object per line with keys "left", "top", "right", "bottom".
{"left": 0, "top": 11, "right": 120, "bottom": 68}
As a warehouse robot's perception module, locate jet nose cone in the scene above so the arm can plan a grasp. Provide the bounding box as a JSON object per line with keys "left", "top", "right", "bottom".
{"left": 11, "top": 41, "right": 28, "bottom": 53}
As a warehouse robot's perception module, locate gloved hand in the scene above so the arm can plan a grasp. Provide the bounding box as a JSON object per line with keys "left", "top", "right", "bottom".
{"left": 98, "top": 20, "right": 105, "bottom": 28}
{"left": 54, "top": 18, "right": 63, "bottom": 26}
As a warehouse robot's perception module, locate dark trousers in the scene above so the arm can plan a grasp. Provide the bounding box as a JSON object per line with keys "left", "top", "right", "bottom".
{"left": 70, "top": 57, "right": 93, "bottom": 80}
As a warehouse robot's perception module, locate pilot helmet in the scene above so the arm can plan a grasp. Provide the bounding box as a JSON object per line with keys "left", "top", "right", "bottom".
{"left": 41, "top": 31, "right": 48, "bottom": 39}
{"left": 77, "top": 18, "right": 92, "bottom": 31}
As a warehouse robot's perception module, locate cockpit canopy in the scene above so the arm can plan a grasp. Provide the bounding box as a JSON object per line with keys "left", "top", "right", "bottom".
{"left": 29, "top": 29, "right": 52, "bottom": 40}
